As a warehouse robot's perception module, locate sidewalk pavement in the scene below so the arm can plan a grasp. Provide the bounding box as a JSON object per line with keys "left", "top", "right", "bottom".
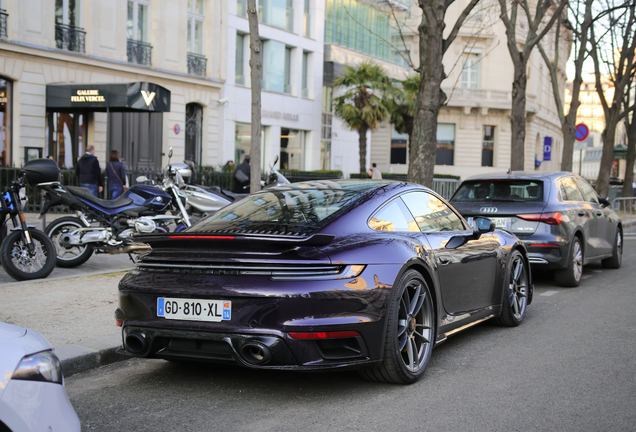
{"left": 1, "top": 214, "right": 135, "bottom": 376}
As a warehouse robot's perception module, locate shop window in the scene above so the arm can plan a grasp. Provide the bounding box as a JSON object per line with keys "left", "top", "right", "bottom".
{"left": 234, "top": 123, "right": 266, "bottom": 168}
{"left": 0, "top": 78, "right": 12, "bottom": 166}
{"left": 47, "top": 112, "right": 85, "bottom": 169}
{"left": 280, "top": 128, "right": 305, "bottom": 170}
{"left": 321, "top": 112, "right": 332, "bottom": 170}
{"left": 391, "top": 125, "right": 407, "bottom": 165}
{"left": 185, "top": 103, "right": 203, "bottom": 165}
{"left": 436, "top": 123, "right": 455, "bottom": 166}
{"left": 482, "top": 125, "right": 495, "bottom": 167}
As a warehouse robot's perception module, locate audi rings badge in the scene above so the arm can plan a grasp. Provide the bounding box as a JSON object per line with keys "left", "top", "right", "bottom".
{"left": 480, "top": 207, "right": 498, "bottom": 213}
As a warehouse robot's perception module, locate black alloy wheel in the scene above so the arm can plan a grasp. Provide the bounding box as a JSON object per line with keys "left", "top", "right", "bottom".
{"left": 0, "top": 228, "right": 56, "bottom": 281}
{"left": 359, "top": 269, "right": 435, "bottom": 384}
{"left": 494, "top": 250, "right": 528, "bottom": 326}
{"left": 554, "top": 237, "right": 583, "bottom": 287}
{"left": 45, "top": 217, "right": 94, "bottom": 268}
{"left": 602, "top": 228, "right": 622, "bottom": 269}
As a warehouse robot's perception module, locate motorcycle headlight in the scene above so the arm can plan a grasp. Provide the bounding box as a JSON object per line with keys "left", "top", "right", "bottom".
{"left": 12, "top": 350, "right": 63, "bottom": 384}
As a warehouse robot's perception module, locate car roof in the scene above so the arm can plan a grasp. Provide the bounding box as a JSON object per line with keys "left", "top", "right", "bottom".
{"left": 462, "top": 171, "right": 575, "bottom": 182}
{"left": 264, "top": 179, "right": 430, "bottom": 194}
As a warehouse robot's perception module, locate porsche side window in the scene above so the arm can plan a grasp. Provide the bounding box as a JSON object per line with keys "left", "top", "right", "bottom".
{"left": 558, "top": 177, "right": 584, "bottom": 202}
{"left": 401, "top": 192, "right": 465, "bottom": 233}
{"left": 369, "top": 199, "right": 419, "bottom": 232}
{"left": 575, "top": 178, "right": 600, "bottom": 204}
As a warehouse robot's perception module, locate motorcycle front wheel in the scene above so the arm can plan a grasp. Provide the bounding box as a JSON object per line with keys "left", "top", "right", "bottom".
{"left": 1, "top": 228, "right": 57, "bottom": 281}
{"left": 45, "top": 217, "right": 94, "bottom": 268}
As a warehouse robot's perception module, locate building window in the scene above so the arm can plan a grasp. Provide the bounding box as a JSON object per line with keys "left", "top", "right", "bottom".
{"left": 187, "top": 0, "right": 206, "bottom": 76}
{"left": 0, "top": 7, "right": 7, "bottom": 39}
{"left": 391, "top": 126, "right": 408, "bottom": 165}
{"left": 436, "top": 123, "right": 455, "bottom": 166}
{"left": 235, "top": 33, "right": 245, "bottom": 85}
{"left": 259, "top": 0, "right": 294, "bottom": 32}
{"left": 127, "top": 0, "right": 152, "bottom": 65}
{"left": 185, "top": 103, "right": 203, "bottom": 165}
{"left": 55, "top": 0, "right": 85, "bottom": 53}
{"left": 301, "top": 51, "right": 309, "bottom": 97}
{"left": 234, "top": 123, "right": 265, "bottom": 168}
{"left": 262, "top": 40, "right": 292, "bottom": 94}
{"left": 482, "top": 125, "right": 495, "bottom": 167}
{"left": 461, "top": 54, "right": 479, "bottom": 89}
{"left": 303, "top": 0, "right": 311, "bottom": 37}
{"left": 0, "top": 78, "right": 12, "bottom": 166}
{"left": 237, "top": 0, "right": 247, "bottom": 16}
{"left": 47, "top": 112, "right": 85, "bottom": 169}
{"left": 321, "top": 86, "right": 333, "bottom": 170}
{"left": 280, "top": 129, "right": 305, "bottom": 170}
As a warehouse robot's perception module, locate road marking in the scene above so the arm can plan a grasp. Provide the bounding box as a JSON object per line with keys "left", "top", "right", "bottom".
{"left": 540, "top": 291, "right": 559, "bottom": 296}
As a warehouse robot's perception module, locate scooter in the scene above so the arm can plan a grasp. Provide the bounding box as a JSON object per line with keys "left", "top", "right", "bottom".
{"left": 0, "top": 159, "right": 57, "bottom": 281}
{"left": 39, "top": 151, "right": 190, "bottom": 268}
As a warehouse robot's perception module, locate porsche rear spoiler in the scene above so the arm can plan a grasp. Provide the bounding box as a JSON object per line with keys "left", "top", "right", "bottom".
{"left": 132, "top": 232, "right": 335, "bottom": 249}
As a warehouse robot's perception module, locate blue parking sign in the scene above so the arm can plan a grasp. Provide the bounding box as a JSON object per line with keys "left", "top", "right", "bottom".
{"left": 543, "top": 137, "right": 552, "bottom": 161}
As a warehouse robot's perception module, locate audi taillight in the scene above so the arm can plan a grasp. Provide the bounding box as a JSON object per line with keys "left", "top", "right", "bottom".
{"left": 517, "top": 212, "right": 564, "bottom": 225}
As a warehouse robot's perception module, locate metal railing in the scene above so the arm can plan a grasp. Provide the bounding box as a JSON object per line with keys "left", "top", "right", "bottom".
{"left": 611, "top": 197, "right": 636, "bottom": 237}
{"left": 127, "top": 39, "right": 152, "bottom": 66}
{"left": 55, "top": 24, "right": 86, "bottom": 53}
{"left": 187, "top": 53, "right": 207, "bottom": 76}
{"left": 0, "top": 9, "right": 8, "bottom": 38}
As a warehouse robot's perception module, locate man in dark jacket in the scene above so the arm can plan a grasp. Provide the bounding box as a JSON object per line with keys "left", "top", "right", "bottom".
{"left": 76, "top": 145, "right": 103, "bottom": 197}
{"left": 233, "top": 155, "right": 251, "bottom": 193}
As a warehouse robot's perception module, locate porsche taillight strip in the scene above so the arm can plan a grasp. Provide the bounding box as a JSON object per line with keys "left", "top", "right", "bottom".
{"left": 168, "top": 235, "right": 235, "bottom": 240}
{"left": 289, "top": 331, "right": 361, "bottom": 340}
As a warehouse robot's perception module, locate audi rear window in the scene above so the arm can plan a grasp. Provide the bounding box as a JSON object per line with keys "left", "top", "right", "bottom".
{"left": 451, "top": 180, "right": 544, "bottom": 202}
{"left": 188, "top": 188, "right": 364, "bottom": 235}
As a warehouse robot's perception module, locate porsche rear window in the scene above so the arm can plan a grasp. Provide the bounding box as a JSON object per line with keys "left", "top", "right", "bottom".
{"left": 451, "top": 180, "right": 544, "bottom": 202}
{"left": 188, "top": 188, "right": 363, "bottom": 235}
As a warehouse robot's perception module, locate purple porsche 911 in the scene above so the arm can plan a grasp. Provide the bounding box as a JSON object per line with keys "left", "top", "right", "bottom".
{"left": 116, "top": 180, "right": 532, "bottom": 384}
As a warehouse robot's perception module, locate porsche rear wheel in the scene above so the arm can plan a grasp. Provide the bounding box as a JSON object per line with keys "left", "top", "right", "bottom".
{"left": 494, "top": 250, "right": 528, "bottom": 327}
{"left": 359, "top": 270, "right": 435, "bottom": 384}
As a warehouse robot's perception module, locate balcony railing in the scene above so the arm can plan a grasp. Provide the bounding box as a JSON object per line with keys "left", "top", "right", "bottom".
{"left": 127, "top": 39, "right": 152, "bottom": 66}
{"left": 0, "top": 9, "right": 8, "bottom": 38}
{"left": 187, "top": 53, "right": 207, "bottom": 77}
{"left": 55, "top": 24, "right": 86, "bottom": 53}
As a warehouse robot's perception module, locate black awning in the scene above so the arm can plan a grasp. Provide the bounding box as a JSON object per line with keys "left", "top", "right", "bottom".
{"left": 46, "top": 82, "right": 171, "bottom": 112}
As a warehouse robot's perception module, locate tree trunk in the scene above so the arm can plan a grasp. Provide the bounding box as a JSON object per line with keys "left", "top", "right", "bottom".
{"left": 510, "top": 63, "right": 527, "bottom": 171}
{"left": 408, "top": 1, "right": 445, "bottom": 187}
{"left": 561, "top": 118, "right": 577, "bottom": 172}
{"left": 596, "top": 122, "right": 617, "bottom": 198}
{"left": 247, "top": 0, "right": 262, "bottom": 193}
{"left": 623, "top": 121, "right": 636, "bottom": 197}
{"left": 358, "top": 125, "right": 368, "bottom": 174}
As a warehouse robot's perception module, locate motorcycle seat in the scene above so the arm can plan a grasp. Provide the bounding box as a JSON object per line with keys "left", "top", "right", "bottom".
{"left": 67, "top": 186, "right": 133, "bottom": 209}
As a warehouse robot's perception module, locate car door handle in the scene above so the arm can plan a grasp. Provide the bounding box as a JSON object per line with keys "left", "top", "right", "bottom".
{"left": 438, "top": 256, "right": 452, "bottom": 265}
{"left": 578, "top": 211, "right": 585, "bottom": 216}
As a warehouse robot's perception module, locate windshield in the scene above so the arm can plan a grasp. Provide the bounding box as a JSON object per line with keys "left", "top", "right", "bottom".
{"left": 451, "top": 180, "right": 544, "bottom": 203}
{"left": 188, "top": 187, "right": 364, "bottom": 235}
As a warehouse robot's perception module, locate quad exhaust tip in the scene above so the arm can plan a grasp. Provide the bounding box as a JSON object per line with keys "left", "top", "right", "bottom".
{"left": 240, "top": 341, "right": 272, "bottom": 365}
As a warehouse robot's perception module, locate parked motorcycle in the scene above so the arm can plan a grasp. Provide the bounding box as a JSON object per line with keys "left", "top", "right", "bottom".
{"left": 39, "top": 152, "right": 190, "bottom": 268}
{"left": 0, "top": 159, "right": 57, "bottom": 281}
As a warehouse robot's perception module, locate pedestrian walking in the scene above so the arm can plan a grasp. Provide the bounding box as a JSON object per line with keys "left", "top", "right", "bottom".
{"left": 368, "top": 163, "right": 382, "bottom": 179}
{"left": 106, "top": 150, "right": 127, "bottom": 199}
{"left": 233, "top": 155, "right": 251, "bottom": 193}
{"left": 76, "top": 145, "right": 103, "bottom": 197}
{"left": 222, "top": 160, "right": 235, "bottom": 173}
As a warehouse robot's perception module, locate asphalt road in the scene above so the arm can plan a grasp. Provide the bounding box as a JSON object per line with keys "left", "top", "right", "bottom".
{"left": 65, "top": 239, "right": 636, "bottom": 432}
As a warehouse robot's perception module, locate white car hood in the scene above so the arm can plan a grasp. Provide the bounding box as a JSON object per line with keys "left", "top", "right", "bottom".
{"left": 0, "top": 322, "right": 53, "bottom": 401}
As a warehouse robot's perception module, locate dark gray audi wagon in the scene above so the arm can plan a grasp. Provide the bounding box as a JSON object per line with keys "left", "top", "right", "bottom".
{"left": 450, "top": 171, "right": 623, "bottom": 287}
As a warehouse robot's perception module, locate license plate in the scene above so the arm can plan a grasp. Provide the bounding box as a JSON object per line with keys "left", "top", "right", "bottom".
{"left": 157, "top": 298, "right": 231, "bottom": 322}
{"left": 491, "top": 217, "right": 512, "bottom": 228}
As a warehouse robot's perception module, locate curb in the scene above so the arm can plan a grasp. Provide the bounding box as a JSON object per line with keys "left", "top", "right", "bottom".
{"left": 54, "top": 334, "right": 127, "bottom": 377}
{"left": 0, "top": 267, "right": 134, "bottom": 288}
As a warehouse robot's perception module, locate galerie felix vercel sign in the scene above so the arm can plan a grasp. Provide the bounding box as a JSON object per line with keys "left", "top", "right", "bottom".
{"left": 46, "top": 82, "right": 171, "bottom": 112}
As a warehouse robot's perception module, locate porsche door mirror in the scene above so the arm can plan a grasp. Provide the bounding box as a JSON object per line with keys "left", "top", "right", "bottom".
{"left": 598, "top": 195, "right": 610, "bottom": 207}
{"left": 474, "top": 217, "right": 495, "bottom": 234}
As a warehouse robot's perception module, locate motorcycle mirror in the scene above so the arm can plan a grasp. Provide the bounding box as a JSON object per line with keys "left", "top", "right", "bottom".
{"left": 136, "top": 176, "right": 148, "bottom": 182}
{"left": 168, "top": 147, "right": 173, "bottom": 161}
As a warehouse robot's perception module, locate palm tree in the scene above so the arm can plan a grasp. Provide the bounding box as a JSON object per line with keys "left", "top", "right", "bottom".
{"left": 386, "top": 74, "right": 419, "bottom": 149}
{"left": 333, "top": 61, "right": 391, "bottom": 174}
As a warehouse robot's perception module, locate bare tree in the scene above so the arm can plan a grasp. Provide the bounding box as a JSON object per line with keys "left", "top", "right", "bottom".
{"left": 498, "top": 0, "right": 568, "bottom": 171}
{"left": 620, "top": 78, "right": 636, "bottom": 197}
{"left": 590, "top": 0, "right": 636, "bottom": 197}
{"left": 407, "top": 0, "right": 481, "bottom": 187}
{"left": 247, "top": 0, "right": 262, "bottom": 193}
{"left": 538, "top": 0, "right": 593, "bottom": 172}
